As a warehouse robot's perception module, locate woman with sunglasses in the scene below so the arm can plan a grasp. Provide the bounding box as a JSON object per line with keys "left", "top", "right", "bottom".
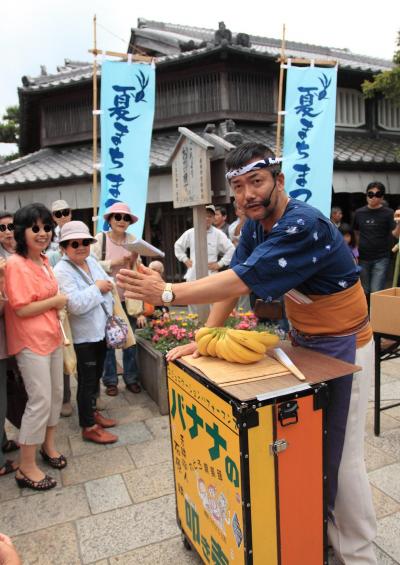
{"left": 54, "top": 221, "right": 118, "bottom": 444}
{"left": 49, "top": 200, "right": 72, "bottom": 253}
{"left": 0, "top": 211, "right": 19, "bottom": 458}
{"left": 4, "top": 203, "right": 68, "bottom": 491}
{"left": 0, "top": 257, "right": 19, "bottom": 480}
{"left": 0, "top": 211, "right": 16, "bottom": 259}
{"left": 91, "top": 203, "right": 142, "bottom": 396}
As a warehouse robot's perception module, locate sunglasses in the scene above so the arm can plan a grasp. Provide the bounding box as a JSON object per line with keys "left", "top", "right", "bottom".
{"left": 367, "top": 191, "right": 383, "bottom": 198}
{"left": 0, "top": 223, "right": 14, "bottom": 232}
{"left": 69, "top": 239, "right": 91, "bottom": 249}
{"left": 31, "top": 224, "right": 52, "bottom": 233}
{"left": 112, "top": 213, "right": 131, "bottom": 223}
{"left": 53, "top": 209, "right": 71, "bottom": 218}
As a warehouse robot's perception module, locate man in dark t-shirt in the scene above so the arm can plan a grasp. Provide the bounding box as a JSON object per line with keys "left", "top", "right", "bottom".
{"left": 353, "top": 182, "right": 400, "bottom": 299}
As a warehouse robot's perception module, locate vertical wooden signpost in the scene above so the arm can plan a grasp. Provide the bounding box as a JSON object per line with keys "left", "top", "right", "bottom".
{"left": 171, "top": 128, "right": 214, "bottom": 323}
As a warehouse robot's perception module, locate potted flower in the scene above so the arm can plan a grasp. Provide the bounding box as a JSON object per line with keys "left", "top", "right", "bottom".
{"left": 136, "top": 311, "right": 199, "bottom": 415}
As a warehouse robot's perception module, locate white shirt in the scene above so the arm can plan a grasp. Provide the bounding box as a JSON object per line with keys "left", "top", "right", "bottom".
{"left": 174, "top": 226, "right": 235, "bottom": 281}
{"left": 229, "top": 218, "right": 246, "bottom": 245}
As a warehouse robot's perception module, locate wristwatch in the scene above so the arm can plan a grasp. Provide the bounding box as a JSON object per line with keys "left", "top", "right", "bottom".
{"left": 161, "top": 283, "right": 175, "bottom": 305}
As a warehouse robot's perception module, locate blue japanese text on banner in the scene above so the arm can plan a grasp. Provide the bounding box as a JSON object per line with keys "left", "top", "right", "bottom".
{"left": 99, "top": 61, "right": 155, "bottom": 237}
{"left": 282, "top": 65, "right": 337, "bottom": 218}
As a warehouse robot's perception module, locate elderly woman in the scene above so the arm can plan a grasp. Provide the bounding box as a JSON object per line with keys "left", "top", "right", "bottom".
{"left": 0, "top": 258, "right": 18, "bottom": 479}
{"left": 5, "top": 203, "right": 67, "bottom": 491}
{"left": 54, "top": 221, "right": 118, "bottom": 444}
{"left": 91, "top": 202, "right": 142, "bottom": 396}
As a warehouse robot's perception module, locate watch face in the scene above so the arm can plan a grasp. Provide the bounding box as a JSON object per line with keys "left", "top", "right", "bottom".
{"left": 162, "top": 290, "right": 173, "bottom": 303}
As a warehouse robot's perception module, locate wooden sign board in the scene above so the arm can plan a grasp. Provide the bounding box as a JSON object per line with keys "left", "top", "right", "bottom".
{"left": 171, "top": 130, "right": 212, "bottom": 209}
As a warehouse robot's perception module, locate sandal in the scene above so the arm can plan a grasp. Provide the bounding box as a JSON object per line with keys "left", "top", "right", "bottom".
{"left": 0, "top": 460, "right": 18, "bottom": 476}
{"left": 2, "top": 440, "right": 20, "bottom": 453}
{"left": 15, "top": 469, "right": 56, "bottom": 491}
{"left": 106, "top": 385, "right": 118, "bottom": 396}
{"left": 40, "top": 448, "right": 67, "bottom": 470}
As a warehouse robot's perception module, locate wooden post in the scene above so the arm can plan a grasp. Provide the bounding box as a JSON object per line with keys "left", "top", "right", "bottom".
{"left": 193, "top": 205, "right": 210, "bottom": 323}
{"left": 275, "top": 24, "right": 286, "bottom": 158}
{"left": 393, "top": 244, "right": 400, "bottom": 287}
{"left": 92, "top": 14, "right": 99, "bottom": 235}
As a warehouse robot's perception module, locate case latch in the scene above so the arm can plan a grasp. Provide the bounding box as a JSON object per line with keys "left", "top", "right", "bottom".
{"left": 269, "top": 439, "right": 288, "bottom": 455}
{"left": 278, "top": 401, "right": 298, "bottom": 426}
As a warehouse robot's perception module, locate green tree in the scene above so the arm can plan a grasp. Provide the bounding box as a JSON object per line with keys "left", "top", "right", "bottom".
{"left": 0, "top": 105, "right": 20, "bottom": 143}
{"left": 362, "top": 31, "right": 400, "bottom": 105}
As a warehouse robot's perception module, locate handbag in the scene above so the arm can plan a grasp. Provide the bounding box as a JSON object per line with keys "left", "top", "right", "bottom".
{"left": 126, "top": 298, "right": 144, "bottom": 317}
{"left": 6, "top": 358, "right": 27, "bottom": 429}
{"left": 110, "top": 285, "right": 135, "bottom": 348}
{"left": 59, "top": 311, "right": 77, "bottom": 375}
{"left": 66, "top": 260, "right": 130, "bottom": 349}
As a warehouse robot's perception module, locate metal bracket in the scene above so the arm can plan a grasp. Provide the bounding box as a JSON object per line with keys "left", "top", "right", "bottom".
{"left": 278, "top": 401, "right": 298, "bottom": 426}
{"left": 313, "top": 383, "right": 329, "bottom": 411}
{"left": 232, "top": 403, "right": 259, "bottom": 430}
{"left": 269, "top": 439, "right": 288, "bottom": 455}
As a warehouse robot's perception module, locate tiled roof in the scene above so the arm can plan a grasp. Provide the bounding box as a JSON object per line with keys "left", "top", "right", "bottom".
{"left": 20, "top": 21, "right": 392, "bottom": 92}
{"left": 21, "top": 61, "right": 95, "bottom": 92}
{"left": 0, "top": 132, "right": 179, "bottom": 187}
{"left": 1, "top": 126, "right": 399, "bottom": 189}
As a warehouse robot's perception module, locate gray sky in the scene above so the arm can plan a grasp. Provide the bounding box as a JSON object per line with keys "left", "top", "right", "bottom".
{"left": 1, "top": 0, "right": 399, "bottom": 118}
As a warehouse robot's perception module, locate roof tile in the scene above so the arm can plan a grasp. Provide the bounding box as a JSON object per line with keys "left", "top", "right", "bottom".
{"left": 1, "top": 126, "right": 399, "bottom": 189}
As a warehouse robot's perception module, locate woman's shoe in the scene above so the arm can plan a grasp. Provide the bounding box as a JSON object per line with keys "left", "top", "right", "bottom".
{"left": 105, "top": 385, "right": 118, "bottom": 396}
{"left": 60, "top": 402, "right": 73, "bottom": 417}
{"left": 94, "top": 411, "right": 117, "bottom": 428}
{"left": 15, "top": 469, "right": 57, "bottom": 491}
{"left": 0, "top": 460, "right": 18, "bottom": 476}
{"left": 40, "top": 448, "right": 68, "bottom": 469}
{"left": 126, "top": 383, "right": 141, "bottom": 394}
{"left": 82, "top": 424, "right": 118, "bottom": 444}
{"left": 2, "top": 440, "right": 20, "bottom": 453}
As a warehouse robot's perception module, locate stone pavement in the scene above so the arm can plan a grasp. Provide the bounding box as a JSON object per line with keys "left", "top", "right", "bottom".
{"left": 0, "top": 357, "right": 399, "bottom": 564}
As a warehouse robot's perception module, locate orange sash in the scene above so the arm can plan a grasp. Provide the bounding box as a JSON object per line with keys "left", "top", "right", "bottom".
{"left": 284, "top": 280, "right": 372, "bottom": 348}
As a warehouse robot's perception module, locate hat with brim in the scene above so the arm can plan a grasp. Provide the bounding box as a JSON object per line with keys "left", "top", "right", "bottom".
{"left": 103, "top": 202, "right": 138, "bottom": 224}
{"left": 205, "top": 204, "right": 216, "bottom": 214}
{"left": 59, "top": 221, "right": 96, "bottom": 244}
{"left": 51, "top": 199, "right": 70, "bottom": 212}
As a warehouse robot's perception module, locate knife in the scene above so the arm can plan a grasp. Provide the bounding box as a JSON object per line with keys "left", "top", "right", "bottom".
{"left": 272, "top": 348, "right": 306, "bottom": 381}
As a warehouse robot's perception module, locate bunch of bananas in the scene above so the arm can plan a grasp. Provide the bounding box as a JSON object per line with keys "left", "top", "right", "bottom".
{"left": 195, "top": 327, "right": 279, "bottom": 364}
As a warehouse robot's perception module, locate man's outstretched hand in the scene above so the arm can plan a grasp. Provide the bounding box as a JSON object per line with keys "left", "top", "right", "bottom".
{"left": 117, "top": 266, "right": 164, "bottom": 304}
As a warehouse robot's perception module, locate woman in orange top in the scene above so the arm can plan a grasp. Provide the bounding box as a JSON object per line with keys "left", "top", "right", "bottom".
{"left": 5, "top": 203, "right": 68, "bottom": 491}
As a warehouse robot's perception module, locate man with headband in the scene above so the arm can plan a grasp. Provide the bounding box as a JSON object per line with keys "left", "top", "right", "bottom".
{"left": 117, "top": 142, "right": 377, "bottom": 565}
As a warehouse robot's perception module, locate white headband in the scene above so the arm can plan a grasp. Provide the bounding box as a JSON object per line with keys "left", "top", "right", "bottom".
{"left": 225, "top": 157, "right": 282, "bottom": 180}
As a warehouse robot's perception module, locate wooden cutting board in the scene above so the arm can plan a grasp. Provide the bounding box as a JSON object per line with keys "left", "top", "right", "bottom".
{"left": 181, "top": 353, "right": 288, "bottom": 385}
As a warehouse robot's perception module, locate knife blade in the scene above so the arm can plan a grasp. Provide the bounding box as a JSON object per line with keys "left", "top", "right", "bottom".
{"left": 272, "top": 348, "right": 306, "bottom": 381}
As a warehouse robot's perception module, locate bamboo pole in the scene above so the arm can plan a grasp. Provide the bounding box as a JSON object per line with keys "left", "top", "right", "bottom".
{"left": 280, "top": 57, "right": 337, "bottom": 67}
{"left": 92, "top": 14, "right": 99, "bottom": 235}
{"left": 89, "top": 48, "right": 152, "bottom": 63}
{"left": 393, "top": 246, "right": 400, "bottom": 287}
{"left": 275, "top": 24, "right": 286, "bottom": 158}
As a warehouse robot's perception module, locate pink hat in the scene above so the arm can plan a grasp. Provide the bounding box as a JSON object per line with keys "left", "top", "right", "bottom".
{"left": 103, "top": 202, "right": 138, "bottom": 224}
{"left": 59, "top": 221, "right": 96, "bottom": 243}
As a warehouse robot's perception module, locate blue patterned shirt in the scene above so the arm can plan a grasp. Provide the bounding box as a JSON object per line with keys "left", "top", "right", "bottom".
{"left": 231, "top": 199, "right": 359, "bottom": 302}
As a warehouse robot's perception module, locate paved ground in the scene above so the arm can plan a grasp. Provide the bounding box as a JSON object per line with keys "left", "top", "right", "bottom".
{"left": 1, "top": 357, "right": 399, "bottom": 564}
